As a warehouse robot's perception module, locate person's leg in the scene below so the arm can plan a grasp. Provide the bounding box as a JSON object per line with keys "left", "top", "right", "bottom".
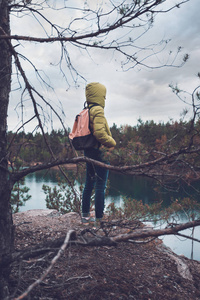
{"left": 94, "top": 165, "right": 109, "bottom": 219}
{"left": 82, "top": 148, "right": 99, "bottom": 217}
{"left": 82, "top": 161, "right": 95, "bottom": 217}
{"left": 82, "top": 148, "right": 109, "bottom": 220}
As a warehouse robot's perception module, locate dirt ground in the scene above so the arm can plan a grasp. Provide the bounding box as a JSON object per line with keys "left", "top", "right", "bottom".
{"left": 10, "top": 210, "right": 200, "bottom": 300}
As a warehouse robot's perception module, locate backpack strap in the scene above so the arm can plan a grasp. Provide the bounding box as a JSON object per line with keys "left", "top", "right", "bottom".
{"left": 84, "top": 102, "right": 99, "bottom": 110}
{"left": 87, "top": 103, "right": 101, "bottom": 149}
{"left": 89, "top": 104, "right": 98, "bottom": 109}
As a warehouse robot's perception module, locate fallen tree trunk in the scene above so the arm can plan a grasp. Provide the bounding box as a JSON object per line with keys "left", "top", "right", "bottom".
{"left": 6, "top": 219, "right": 200, "bottom": 266}
{"left": 112, "top": 219, "right": 200, "bottom": 242}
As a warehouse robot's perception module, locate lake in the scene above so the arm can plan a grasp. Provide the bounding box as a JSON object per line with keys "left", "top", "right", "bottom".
{"left": 20, "top": 169, "right": 200, "bottom": 261}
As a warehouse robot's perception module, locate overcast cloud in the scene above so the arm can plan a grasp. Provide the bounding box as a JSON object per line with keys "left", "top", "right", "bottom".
{"left": 8, "top": 0, "right": 200, "bottom": 132}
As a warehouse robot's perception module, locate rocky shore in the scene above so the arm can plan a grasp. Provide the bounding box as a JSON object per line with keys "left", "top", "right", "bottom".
{"left": 11, "top": 209, "right": 200, "bottom": 299}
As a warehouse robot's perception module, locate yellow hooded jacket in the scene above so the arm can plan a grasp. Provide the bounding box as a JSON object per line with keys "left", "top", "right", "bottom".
{"left": 85, "top": 82, "right": 116, "bottom": 148}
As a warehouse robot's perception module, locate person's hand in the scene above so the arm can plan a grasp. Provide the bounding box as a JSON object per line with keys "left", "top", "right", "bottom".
{"left": 108, "top": 147, "right": 115, "bottom": 151}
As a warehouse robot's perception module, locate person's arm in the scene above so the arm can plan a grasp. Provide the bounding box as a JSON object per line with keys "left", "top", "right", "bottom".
{"left": 92, "top": 107, "right": 116, "bottom": 148}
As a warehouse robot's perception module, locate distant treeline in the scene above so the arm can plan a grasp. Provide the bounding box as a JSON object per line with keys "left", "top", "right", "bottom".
{"left": 7, "top": 119, "right": 200, "bottom": 165}
{"left": 7, "top": 129, "right": 68, "bottom": 164}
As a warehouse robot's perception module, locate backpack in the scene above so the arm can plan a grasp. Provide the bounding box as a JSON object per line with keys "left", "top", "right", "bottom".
{"left": 69, "top": 103, "right": 98, "bottom": 150}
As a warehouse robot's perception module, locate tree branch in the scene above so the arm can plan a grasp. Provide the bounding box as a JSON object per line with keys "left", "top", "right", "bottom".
{"left": 4, "top": 0, "right": 189, "bottom": 45}
{"left": 9, "top": 219, "right": 200, "bottom": 267}
{"left": 10, "top": 142, "right": 200, "bottom": 183}
{"left": 14, "top": 229, "right": 76, "bottom": 300}
{"left": 112, "top": 219, "right": 200, "bottom": 242}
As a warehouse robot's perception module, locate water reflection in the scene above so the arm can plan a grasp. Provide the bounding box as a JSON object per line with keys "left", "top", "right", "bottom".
{"left": 108, "top": 172, "right": 200, "bottom": 207}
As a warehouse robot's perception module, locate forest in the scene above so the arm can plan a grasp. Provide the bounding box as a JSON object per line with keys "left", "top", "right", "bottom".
{"left": 7, "top": 118, "right": 200, "bottom": 172}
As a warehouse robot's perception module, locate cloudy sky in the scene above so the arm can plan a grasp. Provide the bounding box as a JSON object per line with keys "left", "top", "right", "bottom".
{"left": 8, "top": 0, "right": 200, "bottom": 132}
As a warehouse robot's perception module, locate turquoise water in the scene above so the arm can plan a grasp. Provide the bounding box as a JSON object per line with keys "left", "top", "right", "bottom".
{"left": 20, "top": 169, "right": 200, "bottom": 261}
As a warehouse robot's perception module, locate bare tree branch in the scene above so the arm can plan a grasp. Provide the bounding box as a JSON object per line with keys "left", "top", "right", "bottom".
{"left": 176, "top": 232, "right": 200, "bottom": 243}
{"left": 14, "top": 229, "right": 76, "bottom": 300}
{"left": 2, "top": 0, "right": 190, "bottom": 77}
{"left": 10, "top": 142, "right": 200, "bottom": 184}
{"left": 5, "top": 1, "right": 189, "bottom": 45}
{"left": 112, "top": 219, "right": 200, "bottom": 242}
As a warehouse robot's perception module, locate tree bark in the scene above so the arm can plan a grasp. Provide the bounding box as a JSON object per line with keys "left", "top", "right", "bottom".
{"left": 0, "top": 1, "right": 14, "bottom": 298}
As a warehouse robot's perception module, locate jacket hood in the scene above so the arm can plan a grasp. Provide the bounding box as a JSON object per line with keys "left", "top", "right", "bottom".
{"left": 85, "top": 82, "right": 106, "bottom": 108}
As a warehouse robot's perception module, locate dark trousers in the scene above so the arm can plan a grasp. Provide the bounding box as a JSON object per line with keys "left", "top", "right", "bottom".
{"left": 82, "top": 148, "right": 109, "bottom": 219}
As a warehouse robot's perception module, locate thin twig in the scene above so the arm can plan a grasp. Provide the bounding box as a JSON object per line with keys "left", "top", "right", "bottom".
{"left": 14, "top": 230, "right": 75, "bottom": 300}
{"left": 176, "top": 232, "right": 200, "bottom": 243}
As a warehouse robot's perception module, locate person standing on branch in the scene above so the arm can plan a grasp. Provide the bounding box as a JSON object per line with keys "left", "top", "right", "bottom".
{"left": 82, "top": 82, "right": 116, "bottom": 225}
